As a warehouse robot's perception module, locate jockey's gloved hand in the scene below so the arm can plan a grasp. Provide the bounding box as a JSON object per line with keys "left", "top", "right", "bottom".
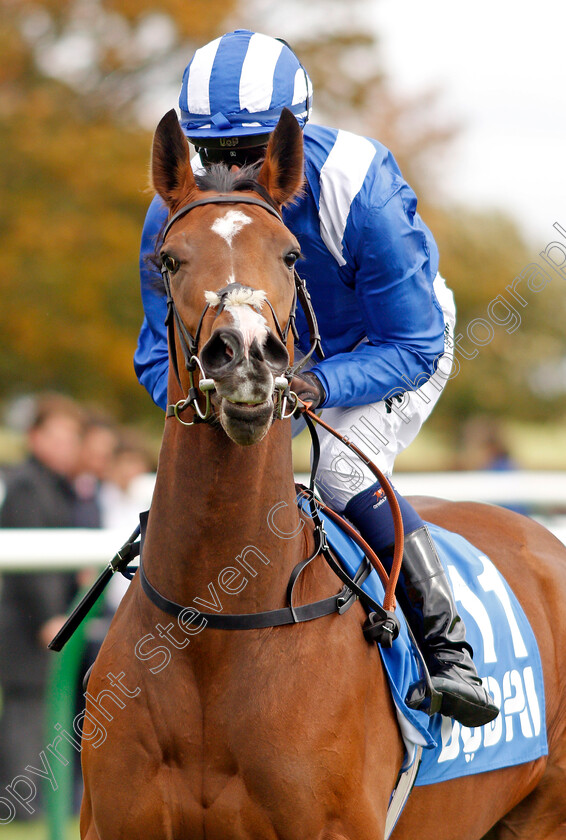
{"left": 289, "top": 372, "right": 326, "bottom": 411}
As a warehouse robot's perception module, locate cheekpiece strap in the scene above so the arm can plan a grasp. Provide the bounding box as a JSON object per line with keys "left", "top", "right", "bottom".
{"left": 291, "top": 270, "right": 324, "bottom": 372}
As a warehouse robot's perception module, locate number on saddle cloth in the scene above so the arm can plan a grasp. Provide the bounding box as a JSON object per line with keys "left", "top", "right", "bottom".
{"left": 314, "top": 510, "right": 548, "bottom": 787}
{"left": 414, "top": 525, "right": 547, "bottom": 786}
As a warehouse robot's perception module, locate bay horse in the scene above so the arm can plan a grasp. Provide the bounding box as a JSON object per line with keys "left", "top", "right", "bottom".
{"left": 80, "top": 108, "right": 566, "bottom": 839}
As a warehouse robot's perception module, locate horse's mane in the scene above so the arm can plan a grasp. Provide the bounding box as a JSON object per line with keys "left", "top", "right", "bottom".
{"left": 148, "top": 163, "right": 276, "bottom": 295}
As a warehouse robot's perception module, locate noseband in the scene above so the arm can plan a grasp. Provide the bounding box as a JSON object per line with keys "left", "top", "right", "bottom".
{"left": 160, "top": 192, "right": 324, "bottom": 426}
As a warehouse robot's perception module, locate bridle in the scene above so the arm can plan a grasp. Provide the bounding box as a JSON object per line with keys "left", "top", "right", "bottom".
{"left": 160, "top": 192, "right": 324, "bottom": 426}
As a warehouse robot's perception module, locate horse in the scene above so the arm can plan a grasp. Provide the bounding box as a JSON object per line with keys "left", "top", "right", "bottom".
{"left": 80, "top": 107, "right": 566, "bottom": 840}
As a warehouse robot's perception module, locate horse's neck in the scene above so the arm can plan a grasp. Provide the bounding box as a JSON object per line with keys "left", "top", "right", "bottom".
{"left": 142, "top": 418, "right": 309, "bottom": 613}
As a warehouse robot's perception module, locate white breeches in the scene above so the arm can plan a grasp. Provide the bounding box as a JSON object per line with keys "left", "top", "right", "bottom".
{"left": 294, "top": 273, "right": 456, "bottom": 512}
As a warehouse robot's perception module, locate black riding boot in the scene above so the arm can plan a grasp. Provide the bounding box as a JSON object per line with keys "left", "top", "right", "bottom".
{"left": 399, "top": 526, "right": 499, "bottom": 727}
{"left": 344, "top": 484, "right": 499, "bottom": 726}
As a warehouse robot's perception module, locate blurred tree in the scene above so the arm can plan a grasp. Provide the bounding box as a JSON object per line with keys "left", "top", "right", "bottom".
{"left": 0, "top": 0, "right": 235, "bottom": 427}
{"left": 429, "top": 207, "right": 566, "bottom": 428}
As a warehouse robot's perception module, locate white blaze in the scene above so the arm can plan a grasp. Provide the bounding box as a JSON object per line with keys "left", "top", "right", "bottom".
{"left": 204, "top": 286, "right": 268, "bottom": 355}
{"left": 211, "top": 210, "right": 252, "bottom": 247}
{"left": 208, "top": 211, "right": 263, "bottom": 356}
{"left": 229, "top": 303, "right": 268, "bottom": 354}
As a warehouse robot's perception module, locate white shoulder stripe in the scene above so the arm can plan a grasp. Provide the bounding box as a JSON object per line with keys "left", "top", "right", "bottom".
{"left": 240, "top": 33, "right": 283, "bottom": 112}
{"left": 186, "top": 37, "right": 221, "bottom": 115}
{"left": 292, "top": 67, "right": 310, "bottom": 106}
{"left": 319, "top": 131, "right": 377, "bottom": 266}
{"left": 433, "top": 272, "right": 456, "bottom": 330}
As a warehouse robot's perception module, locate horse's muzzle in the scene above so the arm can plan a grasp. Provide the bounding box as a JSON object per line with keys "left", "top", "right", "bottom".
{"left": 200, "top": 327, "right": 289, "bottom": 445}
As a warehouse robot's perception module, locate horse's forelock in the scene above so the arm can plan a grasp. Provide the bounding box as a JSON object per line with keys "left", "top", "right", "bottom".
{"left": 194, "top": 162, "right": 262, "bottom": 195}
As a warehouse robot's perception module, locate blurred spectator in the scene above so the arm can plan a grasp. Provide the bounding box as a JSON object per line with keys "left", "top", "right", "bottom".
{"left": 455, "top": 415, "right": 527, "bottom": 514}
{"left": 455, "top": 415, "right": 519, "bottom": 472}
{"left": 74, "top": 412, "right": 120, "bottom": 528}
{"left": 80, "top": 428, "right": 154, "bottom": 760}
{"left": 99, "top": 429, "right": 155, "bottom": 531}
{"left": 0, "top": 393, "right": 85, "bottom": 815}
{"left": 90, "top": 430, "right": 155, "bottom": 630}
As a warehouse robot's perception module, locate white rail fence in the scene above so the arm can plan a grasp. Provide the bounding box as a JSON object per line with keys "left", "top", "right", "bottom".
{"left": 1, "top": 472, "right": 565, "bottom": 571}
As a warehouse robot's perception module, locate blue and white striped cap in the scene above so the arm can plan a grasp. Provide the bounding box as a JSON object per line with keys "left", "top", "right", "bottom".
{"left": 179, "top": 30, "right": 313, "bottom": 143}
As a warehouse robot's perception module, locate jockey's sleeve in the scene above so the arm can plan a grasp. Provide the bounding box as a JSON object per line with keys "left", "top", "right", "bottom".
{"left": 310, "top": 178, "right": 446, "bottom": 408}
{"left": 134, "top": 195, "right": 169, "bottom": 411}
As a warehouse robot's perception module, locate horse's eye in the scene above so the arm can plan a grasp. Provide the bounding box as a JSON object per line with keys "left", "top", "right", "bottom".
{"left": 162, "top": 254, "right": 180, "bottom": 274}
{"left": 284, "top": 250, "right": 300, "bottom": 269}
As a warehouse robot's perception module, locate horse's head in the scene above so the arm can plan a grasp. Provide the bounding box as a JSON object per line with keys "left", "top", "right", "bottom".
{"left": 151, "top": 108, "right": 304, "bottom": 446}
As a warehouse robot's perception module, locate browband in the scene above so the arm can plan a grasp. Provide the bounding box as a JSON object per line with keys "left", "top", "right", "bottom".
{"left": 163, "top": 194, "right": 283, "bottom": 240}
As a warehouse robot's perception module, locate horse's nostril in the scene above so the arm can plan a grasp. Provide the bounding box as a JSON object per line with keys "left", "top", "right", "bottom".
{"left": 201, "top": 328, "right": 288, "bottom": 380}
{"left": 262, "top": 332, "right": 289, "bottom": 373}
{"left": 200, "top": 329, "right": 243, "bottom": 376}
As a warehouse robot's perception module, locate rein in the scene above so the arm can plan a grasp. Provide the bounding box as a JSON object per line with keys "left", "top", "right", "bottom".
{"left": 160, "top": 192, "right": 324, "bottom": 426}
{"left": 298, "top": 402, "right": 404, "bottom": 614}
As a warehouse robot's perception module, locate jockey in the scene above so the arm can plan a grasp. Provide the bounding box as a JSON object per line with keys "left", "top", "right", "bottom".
{"left": 135, "top": 29, "right": 498, "bottom": 728}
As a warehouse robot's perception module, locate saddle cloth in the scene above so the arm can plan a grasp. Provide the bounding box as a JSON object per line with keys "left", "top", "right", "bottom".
{"left": 317, "top": 509, "right": 549, "bottom": 784}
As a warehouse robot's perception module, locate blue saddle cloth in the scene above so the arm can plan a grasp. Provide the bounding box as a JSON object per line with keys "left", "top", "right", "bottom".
{"left": 317, "top": 510, "right": 548, "bottom": 784}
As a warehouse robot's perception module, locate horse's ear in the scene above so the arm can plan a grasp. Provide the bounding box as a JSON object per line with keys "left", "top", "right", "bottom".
{"left": 257, "top": 108, "right": 304, "bottom": 206}
{"left": 151, "top": 110, "right": 196, "bottom": 206}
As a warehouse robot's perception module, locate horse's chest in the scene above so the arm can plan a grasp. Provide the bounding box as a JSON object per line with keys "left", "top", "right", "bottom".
{"left": 85, "top": 603, "right": 395, "bottom": 838}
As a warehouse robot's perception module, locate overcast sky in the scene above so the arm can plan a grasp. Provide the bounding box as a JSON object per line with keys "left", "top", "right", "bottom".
{"left": 373, "top": 0, "right": 565, "bottom": 246}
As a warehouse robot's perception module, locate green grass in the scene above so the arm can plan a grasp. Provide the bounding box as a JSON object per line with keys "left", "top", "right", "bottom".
{"left": 1, "top": 818, "right": 79, "bottom": 839}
